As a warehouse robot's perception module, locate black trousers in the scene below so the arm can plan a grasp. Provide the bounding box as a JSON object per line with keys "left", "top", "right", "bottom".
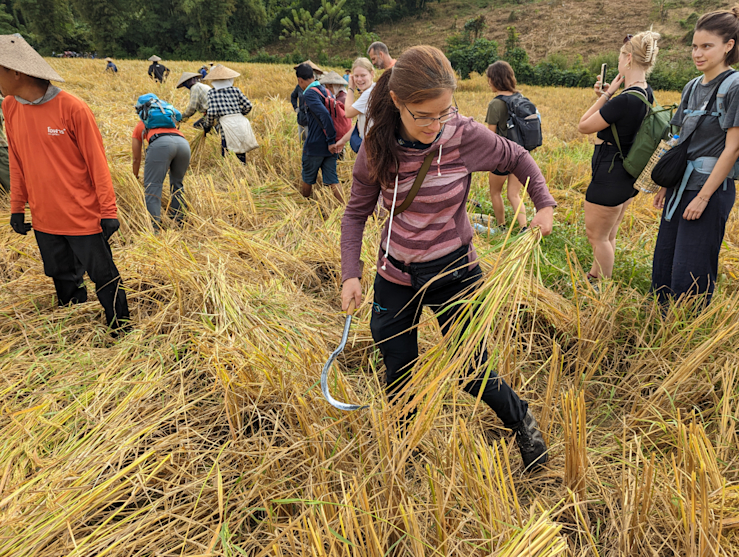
{"left": 34, "top": 231, "right": 130, "bottom": 329}
{"left": 651, "top": 180, "right": 736, "bottom": 306}
{"left": 370, "top": 264, "right": 528, "bottom": 427}
{"left": 220, "top": 137, "right": 246, "bottom": 164}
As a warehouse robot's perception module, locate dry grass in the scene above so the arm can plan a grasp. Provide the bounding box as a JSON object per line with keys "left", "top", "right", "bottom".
{"left": 0, "top": 59, "right": 738, "bottom": 556}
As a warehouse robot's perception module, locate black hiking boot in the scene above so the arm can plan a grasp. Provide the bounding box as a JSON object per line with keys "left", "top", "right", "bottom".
{"left": 511, "top": 410, "right": 548, "bottom": 471}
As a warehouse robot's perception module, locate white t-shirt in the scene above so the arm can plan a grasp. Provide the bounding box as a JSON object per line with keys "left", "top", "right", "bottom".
{"left": 351, "top": 82, "right": 375, "bottom": 138}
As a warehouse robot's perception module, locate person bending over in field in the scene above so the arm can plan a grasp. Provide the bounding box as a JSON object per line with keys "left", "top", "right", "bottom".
{"left": 652, "top": 7, "right": 739, "bottom": 307}
{"left": 1, "top": 35, "right": 130, "bottom": 335}
{"left": 131, "top": 94, "right": 191, "bottom": 228}
{"left": 484, "top": 61, "right": 529, "bottom": 233}
{"left": 177, "top": 71, "right": 211, "bottom": 130}
{"left": 202, "top": 64, "right": 255, "bottom": 165}
{"left": 577, "top": 30, "right": 660, "bottom": 283}
{"left": 340, "top": 46, "right": 556, "bottom": 471}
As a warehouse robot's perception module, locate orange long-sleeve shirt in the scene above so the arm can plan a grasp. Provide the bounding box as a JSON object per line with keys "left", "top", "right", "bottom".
{"left": 4, "top": 90, "right": 117, "bottom": 236}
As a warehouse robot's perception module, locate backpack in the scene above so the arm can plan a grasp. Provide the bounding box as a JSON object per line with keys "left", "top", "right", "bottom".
{"left": 610, "top": 90, "right": 675, "bottom": 178}
{"left": 496, "top": 93, "right": 543, "bottom": 151}
{"left": 135, "top": 93, "right": 181, "bottom": 130}
{"left": 307, "top": 86, "right": 352, "bottom": 140}
{"left": 681, "top": 71, "right": 739, "bottom": 127}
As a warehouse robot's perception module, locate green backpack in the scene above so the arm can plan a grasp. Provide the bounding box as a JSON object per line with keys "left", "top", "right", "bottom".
{"left": 610, "top": 91, "right": 676, "bottom": 178}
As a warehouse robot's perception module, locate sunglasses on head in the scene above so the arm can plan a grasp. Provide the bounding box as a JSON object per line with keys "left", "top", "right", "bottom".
{"left": 623, "top": 34, "right": 633, "bottom": 44}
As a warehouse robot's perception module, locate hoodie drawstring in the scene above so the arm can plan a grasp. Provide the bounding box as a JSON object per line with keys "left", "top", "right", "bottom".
{"left": 381, "top": 172, "right": 400, "bottom": 271}
{"left": 437, "top": 143, "right": 443, "bottom": 177}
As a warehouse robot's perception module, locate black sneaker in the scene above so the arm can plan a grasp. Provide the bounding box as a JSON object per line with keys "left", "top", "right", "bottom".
{"left": 511, "top": 410, "right": 548, "bottom": 471}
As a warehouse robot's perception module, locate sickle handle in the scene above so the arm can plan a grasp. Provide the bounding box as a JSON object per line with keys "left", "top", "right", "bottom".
{"left": 346, "top": 298, "right": 356, "bottom": 316}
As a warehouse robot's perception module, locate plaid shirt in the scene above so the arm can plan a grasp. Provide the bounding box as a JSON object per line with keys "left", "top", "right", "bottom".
{"left": 203, "top": 87, "right": 252, "bottom": 132}
{"left": 182, "top": 82, "right": 210, "bottom": 120}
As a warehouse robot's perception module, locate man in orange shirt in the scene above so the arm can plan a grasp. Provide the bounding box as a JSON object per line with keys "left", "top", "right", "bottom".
{"left": 0, "top": 35, "right": 130, "bottom": 335}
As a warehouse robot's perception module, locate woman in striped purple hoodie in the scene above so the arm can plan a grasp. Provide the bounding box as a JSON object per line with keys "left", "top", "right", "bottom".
{"left": 340, "top": 46, "right": 557, "bottom": 471}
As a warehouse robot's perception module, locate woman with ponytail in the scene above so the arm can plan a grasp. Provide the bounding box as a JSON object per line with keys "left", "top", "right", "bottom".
{"left": 577, "top": 30, "right": 660, "bottom": 283}
{"left": 652, "top": 7, "right": 739, "bottom": 307}
{"left": 340, "top": 46, "right": 556, "bottom": 471}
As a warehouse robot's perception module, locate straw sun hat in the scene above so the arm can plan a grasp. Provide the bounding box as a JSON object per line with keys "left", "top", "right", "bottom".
{"left": 319, "top": 71, "right": 346, "bottom": 86}
{"left": 0, "top": 34, "right": 64, "bottom": 82}
{"left": 105, "top": 57, "right": 113, "bottom": 62}
{"left": 294, "top": 60, "right": 323, "bottom": 74}
{"left": 204, "top": 64, "right": 240, "bottom": 81}
{"left": 148, "top": 55, "right": 162, "bottom": 62}
{"left": 176, "top": 71, "right": 201, "bottom": 88}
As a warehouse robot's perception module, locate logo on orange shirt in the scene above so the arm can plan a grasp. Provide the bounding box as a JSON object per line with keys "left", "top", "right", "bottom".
{"left": 47, "top": 127, "right": 66, "bottom": 136}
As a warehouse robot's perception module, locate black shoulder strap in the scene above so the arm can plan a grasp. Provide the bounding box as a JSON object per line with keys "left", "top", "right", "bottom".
{"left": 394, "top": 151, "right": 435, "bottom": 216}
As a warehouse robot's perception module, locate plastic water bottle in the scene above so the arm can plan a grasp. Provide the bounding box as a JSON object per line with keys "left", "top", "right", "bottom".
{"left": 657, "top": 134, "right": 679, "bottom": 158}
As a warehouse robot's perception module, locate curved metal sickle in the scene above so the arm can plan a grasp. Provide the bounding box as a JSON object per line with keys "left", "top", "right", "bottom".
{"left": 321, "top": 300, "right": 368, "bottom": 411}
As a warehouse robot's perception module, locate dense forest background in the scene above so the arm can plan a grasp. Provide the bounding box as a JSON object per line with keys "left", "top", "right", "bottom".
{"left": 0, "top": 0, "right": 732, "bottom": 90}
{"left": 0, "top": 0, "right": 415, "bottom": 59}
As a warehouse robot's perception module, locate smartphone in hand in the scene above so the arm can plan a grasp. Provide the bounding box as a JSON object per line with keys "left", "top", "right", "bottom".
{"left": 600, "top": 63, "right": 608, "bottom": 89}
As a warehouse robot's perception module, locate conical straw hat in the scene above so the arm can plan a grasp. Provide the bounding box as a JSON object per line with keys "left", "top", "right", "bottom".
{"left": 148, "top": 55, "right": 162, "bottom": 62}
{"left": 176, "top": 71, "right": 201, "bottom": 88}
{"left": 105, "top": 57, "right": 113, "bottom": 62}
{"left": 204, "top": 64, "right": 240, "bottom": 80}
{"left": 294, "top": 60, "right": 323, "bottom": 74}
{"left": 319, "top": 71, "right": 346, "bottom": 86}
{"left": 0, "top": 35, "right": 64, "bottom": 82}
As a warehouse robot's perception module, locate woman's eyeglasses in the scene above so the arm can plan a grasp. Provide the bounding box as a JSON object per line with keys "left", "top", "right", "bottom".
{"left": 403, "top": 102, "right": 459, "bottom": 127}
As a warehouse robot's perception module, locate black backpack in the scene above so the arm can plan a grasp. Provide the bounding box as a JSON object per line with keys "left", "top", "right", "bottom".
{"left": 497, "top": 93, "right": 543, "bottom": 151}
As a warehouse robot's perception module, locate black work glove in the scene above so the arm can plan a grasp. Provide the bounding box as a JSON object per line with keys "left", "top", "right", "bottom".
{"left": 101, "top": 218, "right": 120, "bottom": 240}
{"left": 202, "top": 125, "right": 211, "bottom": 136}
{"left": 10, "top": 213, "right": 31, "bottom": 235}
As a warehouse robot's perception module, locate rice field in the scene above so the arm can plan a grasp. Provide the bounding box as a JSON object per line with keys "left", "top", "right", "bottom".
{"left": 0, "top": 59, "right": 738, "bottom": 556}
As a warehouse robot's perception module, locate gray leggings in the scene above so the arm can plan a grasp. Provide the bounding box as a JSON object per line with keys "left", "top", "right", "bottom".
{"left": 144, "top": 135, "right": 191, "bottom": 224}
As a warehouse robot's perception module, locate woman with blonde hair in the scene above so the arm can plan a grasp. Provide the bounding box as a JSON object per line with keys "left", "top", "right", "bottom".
{"left": 331, "top": 57, "right": 376, "bottom": 154}
{"left": 577, "top": 30, "right": 660, "bottom": 282}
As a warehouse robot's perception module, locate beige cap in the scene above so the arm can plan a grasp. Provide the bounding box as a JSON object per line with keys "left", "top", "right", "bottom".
{"left": 294, "top": 60, "right": 323, "bottom": 74}
{"left": 0, "top": 35, "right": 64, "bottom": 82}
{"left": 148, "top": 55, "right": 162, "bottom": 62}
{"left": 319, "top": 71, "right": 346, "bottom": 86}
{"left": 204, "top": 64, "right": 240, "bottom": 81}
{"left": 176, "top": 71, "right": 201, "bottom": 88}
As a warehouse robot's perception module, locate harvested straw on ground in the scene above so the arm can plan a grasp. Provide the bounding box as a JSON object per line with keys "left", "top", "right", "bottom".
{"left": 0, "top": 59, "right": 737, "bottom": 556}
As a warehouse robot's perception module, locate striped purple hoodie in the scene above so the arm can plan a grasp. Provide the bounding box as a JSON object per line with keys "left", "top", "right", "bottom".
{"left": 341, "top": 114, "right": 556, "bottom": 286}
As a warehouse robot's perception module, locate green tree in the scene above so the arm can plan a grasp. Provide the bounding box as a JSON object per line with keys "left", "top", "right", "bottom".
{"left": 280, "top": 0, "right": 351, "bottom": 59}
{"left": 354, "top": 13, "right": 378, "bottom": 56}
{"left": 0, "top": 2, "right": 18, "bottom": 34}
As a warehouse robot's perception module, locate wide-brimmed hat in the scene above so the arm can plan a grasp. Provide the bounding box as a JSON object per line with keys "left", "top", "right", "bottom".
{"left": 0, "top": 35, "right": 64, "bottom": 82}
{"left": 148, "top": 55, "right": 162, "bottom": 62}
{"left": 319, "top": 71, "right": 346, "bottom": 86}
{"left": 105, "top": 57, "right": 113, "bottom": 62}
{"left": 293, "top": 60, "right": 323, "bottom": 74}
{"left": 176, "top": 71, "right": 201, "bottom": 88}
{"left": 204, "top": 64, "right": 240, "bottom": 81}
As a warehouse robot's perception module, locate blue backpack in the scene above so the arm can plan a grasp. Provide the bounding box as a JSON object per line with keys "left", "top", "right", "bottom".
{"left": 135, "top": 93, "right": 181, "bottom": 129}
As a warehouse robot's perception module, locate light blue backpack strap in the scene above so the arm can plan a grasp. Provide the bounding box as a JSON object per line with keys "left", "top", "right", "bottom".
{"left": 681, "top": 77, "right": 705, "bottom": 119}
{"left": 664, "top": 161, "right": 696, "bottom": 222}
{"left": 717, "top": 71, "right": 739, "bottom": 128}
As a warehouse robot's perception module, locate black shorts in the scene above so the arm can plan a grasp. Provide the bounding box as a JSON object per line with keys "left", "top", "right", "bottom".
{"left": 491, "top": 169, "right": 509, "bottom": 177}
{"left": 585, "top": 143, "right": 639, "bottom": 207}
